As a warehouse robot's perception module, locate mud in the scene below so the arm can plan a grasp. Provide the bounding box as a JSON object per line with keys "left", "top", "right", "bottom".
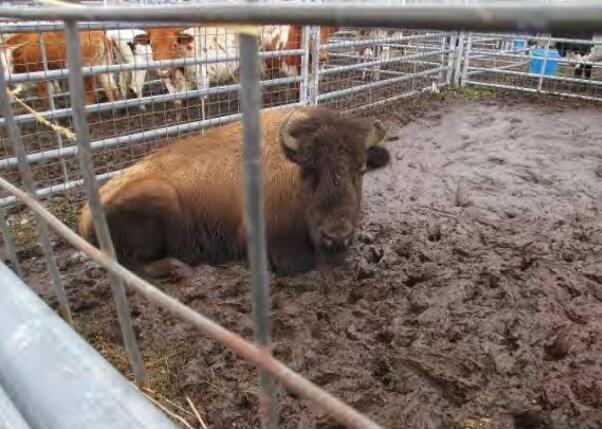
{"left": 10, "top": 91, "right": 602, "bottom": 429}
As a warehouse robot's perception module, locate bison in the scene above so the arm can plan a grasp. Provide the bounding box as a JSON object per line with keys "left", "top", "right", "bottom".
{"left": 78, "top": 106, "right": 390, "bottom": 277}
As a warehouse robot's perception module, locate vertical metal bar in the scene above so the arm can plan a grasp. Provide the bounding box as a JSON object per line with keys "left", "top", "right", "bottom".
{"left": 454, "top": 31, "right": 465, "bottom": 86}
{"left": 538, "top": 36, "right": 551, "bottom": 92}
{"left": 446, "top": 32, "right": 457, "bottom": 84}
{"left": 63, "top": 20, "right": 148, "bottom": 388}
{"left": 39, "top": 33, "right": 70, "bottom": 190}
{"left": 0, "top": 209, "right": 22, "bottom": 278}
{"left": 0, "top": 40, "right": 72, "bottom": 324}
{"left": 461, "top": 32, "right": 472, "bottom": 86}
{"left": 299, "top": 25, "right": 310, "bottom": 104}
{"left": 193, "top": 26, "right": 207, "bottom": 134}
{"left": 438, "top": 33, "right": 446, "bottom": 83}
{"left": 239, "top": 32, "right": 278, "bottom": 429}
{"left": 309, "top": 26, "right": 320, "bottom": 106}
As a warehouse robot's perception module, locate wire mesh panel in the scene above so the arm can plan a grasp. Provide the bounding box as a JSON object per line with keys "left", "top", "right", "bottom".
{"left": 463, "top": 32, "right": 602, "bottom": 101}
{"left": 0, "top": 22, "right": 309, "bottom": 230}
{"left": 318, "top": 28, "right": 453, "bottom": 113}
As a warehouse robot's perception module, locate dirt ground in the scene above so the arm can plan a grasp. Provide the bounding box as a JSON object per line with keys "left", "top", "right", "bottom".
{"left": 10, "top": 89, "right": 602, "bottom": 429}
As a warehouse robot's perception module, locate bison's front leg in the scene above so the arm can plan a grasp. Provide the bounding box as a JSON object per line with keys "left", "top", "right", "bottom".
{"left": 137, "top": 257, "right": 193, "bottom": 281}
{"left": 268, "top": 238, "right": 316, "bottom": 276}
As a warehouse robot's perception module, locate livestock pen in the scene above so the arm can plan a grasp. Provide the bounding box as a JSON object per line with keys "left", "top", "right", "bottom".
{"left": 0, "top": 1, "right": 601, "bottom": 429}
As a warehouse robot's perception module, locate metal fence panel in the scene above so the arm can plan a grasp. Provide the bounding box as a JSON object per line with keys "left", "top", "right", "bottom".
{"left": 0, "top": 261, "right": 178, "bottom": 429}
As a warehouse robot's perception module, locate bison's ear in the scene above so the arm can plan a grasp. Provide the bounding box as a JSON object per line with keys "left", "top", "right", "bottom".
{"left": 365, "top": 120, "right": 390, "bottom": 170}
{"left": 366, "top": 146, "right": 391, "bottom": 170}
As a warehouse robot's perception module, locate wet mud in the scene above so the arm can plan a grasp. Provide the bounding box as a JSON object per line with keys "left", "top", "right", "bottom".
{"left": 11, "top": 91, "right": 602, "bottom": 429}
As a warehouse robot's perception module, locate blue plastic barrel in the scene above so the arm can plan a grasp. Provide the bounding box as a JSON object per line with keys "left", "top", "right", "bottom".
{"left": 512, "top": 39, "right": 526, "bottom": 51}
{"left": 529, "top": 47, "right": 560, "bottom": 77}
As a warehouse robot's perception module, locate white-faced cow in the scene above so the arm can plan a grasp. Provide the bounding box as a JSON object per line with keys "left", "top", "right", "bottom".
{"left": 146, "top": 27, "right": 195, "bottom": 110}
{"left": 106, "top": 29, "right": 153, "bottom": 102}
{"left": 182, "top": 25, "right": 240, "bottom": 89}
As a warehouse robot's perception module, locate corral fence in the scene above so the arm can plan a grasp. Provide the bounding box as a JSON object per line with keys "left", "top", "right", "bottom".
{"left": 0, "top": 1, "right": 601, "bottom": 429}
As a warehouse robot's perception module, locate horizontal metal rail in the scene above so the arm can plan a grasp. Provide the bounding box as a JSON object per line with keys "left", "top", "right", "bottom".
{"left": 468, "top": 47, "right": 602, "bottom": 68}
{"left": 466, "top": 80, "right": 602, "bottom": 102}
{"left": 317, "top": 65, "right": 444, "bottom": 101}
{"left": 323, "top": 32, "right": 445, "bottom": 51}
{"left": 0, "top": 102, "right": 302, "bottom": 206}
{"left": 0, "top": 75, "right": 301, "bottom": 126}
{"left": 0, "top": 175, "right": 385, "bottom": 429}
{"left": 468, "top": 66, "right": 602, "bottom": 87}
{"left": 0, "top": 170, "right": 120, "bottom": 208}
{"left": 2, "top": 4, "right": 602, "bottom": 33}
{"left": 466, "top": 59, "right": 530, "bottom": 77}
{"left": 0, "top": 20, "right": 246, "bottom": 33}
{"left": 0, "top": 262, "right": 178, "bottom": 429}
{"left": 3, "top": 49, "right": 304, "bottom": 86}
{"left": 472, "top": 32, "right": 599, "bottom": 45}
{"left": 320, "top": 48, "right": 448, "bottom": 76}
{"left": 345, "top": 84, "right": 439, "bottom": 114}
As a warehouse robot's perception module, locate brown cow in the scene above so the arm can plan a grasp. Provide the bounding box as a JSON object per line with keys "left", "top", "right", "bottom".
{"left": 260, "top": 25, "right": 337, "bottom": 79}
{"left": 0, "top": 31, "right": 118, "bottom": 108}
{"left": 78, "top": 106, "right": 390, "bottom": 277}
{"left": 145, "top": 27, "right": 195, "bottom": 108}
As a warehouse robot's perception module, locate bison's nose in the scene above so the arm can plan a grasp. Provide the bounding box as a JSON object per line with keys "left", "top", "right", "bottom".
{"left": 319, "top": 222, "right": 354, "bottom": 251}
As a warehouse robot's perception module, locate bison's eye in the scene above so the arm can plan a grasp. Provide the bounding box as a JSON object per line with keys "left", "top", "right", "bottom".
{"left": 301, "top": 167, "right": 319, "bottom": 190}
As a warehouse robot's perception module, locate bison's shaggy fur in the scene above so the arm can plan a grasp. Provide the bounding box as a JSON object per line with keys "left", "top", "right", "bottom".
{"left": 79, "top": 106, "right": 390, "bottom": 276}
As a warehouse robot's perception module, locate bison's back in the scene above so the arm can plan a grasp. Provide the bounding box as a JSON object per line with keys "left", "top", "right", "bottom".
{"left": 78, "top": 108, "right": 304, "bottom": 266}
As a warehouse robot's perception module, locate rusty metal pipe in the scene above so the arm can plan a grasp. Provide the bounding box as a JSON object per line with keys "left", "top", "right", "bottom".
{"left": 0, "top": 174, "right": 384, "bottom": 429}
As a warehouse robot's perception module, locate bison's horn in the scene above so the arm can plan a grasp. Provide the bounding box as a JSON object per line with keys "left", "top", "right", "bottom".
{"left": 365, "top": 120, "right": 386, "bottom": 149}
{"left": 278, "top": 108, "right": 300, "bottom": 152}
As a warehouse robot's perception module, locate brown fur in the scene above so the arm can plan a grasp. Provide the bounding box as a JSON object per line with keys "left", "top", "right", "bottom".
{"left": 79, "top": 106, "right": 389, "bottom": 276}
{"left": 261, "top": 26, "right": 336, "bottom": 74}
{"left": 146, "top": 27, "right": 194, "bottom": 80}
{"left": 2, "top": 31, "right": 117, "bottom": 108}
{"left": 145, "top": 27, "right": 195, "bottom": 110}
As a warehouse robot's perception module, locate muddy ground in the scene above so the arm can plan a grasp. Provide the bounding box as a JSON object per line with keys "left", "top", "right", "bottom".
{"left": 9, "top": 89, "right": 602, "bottom": 429}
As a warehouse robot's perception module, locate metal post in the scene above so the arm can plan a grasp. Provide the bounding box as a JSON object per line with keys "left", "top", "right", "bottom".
{"left": 446, "top": 32, "right": 457, "bottom": 84}
{"left": 63, "top": 20, "right": 148, "bottom": 388}
{"left": 238, "top": 32, "right": 278, "bottom": 429}
{"left": 439, "top": 33, "right": 446, "bottom": 83}
{"left": 0, "top": 262, "right": 177, "bottom": 429}
{"left": 0, "top": 384, "right": 30, "bottom": 429}
{"left": 454, "top": 31, "right": 465, "bottom": 86}
{"left": 39, "top": 32, "right": 71, "bottom": 190}
{"left": 538, "top": 36, "right": 552, "bottom": 92}
{"left": 0, "top": 38, "right": 72, "bottom": 324}
{"left": 309, "top": 25, "right": 320, "bottom": 105}
{"left": 0, "top": 209, "right": 22, "bottom": 278}
{"left": 300, "top": 25, "right": 311, "bottom": 104}
{"left": 461, "top": 32, "right": 473, "bottom": 86}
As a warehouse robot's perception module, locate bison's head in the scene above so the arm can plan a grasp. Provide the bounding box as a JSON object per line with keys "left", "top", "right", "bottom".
{"left": 279, "top": 107, "right": 389, "bottom": 260}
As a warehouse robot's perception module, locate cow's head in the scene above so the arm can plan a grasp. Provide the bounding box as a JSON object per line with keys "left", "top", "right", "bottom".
{"left": 278, "top": 107, "right": 389, "bottom": 258}
{"left": 127, "top": 33, "right": 152, "bottom": 57}
{"left": 149, "top": 28, "right": 195, "bottom": 77}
